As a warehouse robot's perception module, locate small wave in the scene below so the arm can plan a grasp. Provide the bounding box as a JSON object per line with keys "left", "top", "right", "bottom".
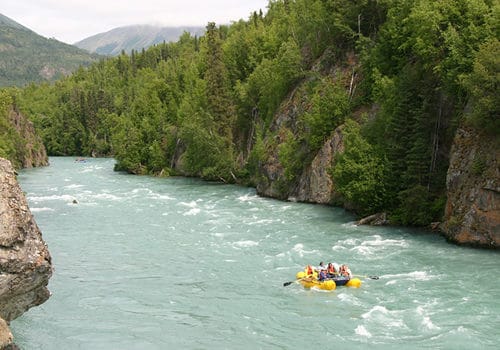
{"left": 233, "top": 240, "right": 259, "bottom": 248}
{"left": 338, "top": 237, "right": 362, "bottom": 246}
{"left": 64, "top": 184, "right": 84, "bottom": 189}
{"left": 362, "top": 305, "right": 389, "bottom": 319}
{"left": 382, "top": 271, "right": 432, "bottom": 281}
{"left": 417, "top": 306, "right": 440, "bottom": 330}
{"left": 350, "top": 245, "right": 374, "bottom": 256}
{"left": 183, "top": 208, "right": 201, "bottom": 216}
{"left": 28, "top": 194, "right": 76, "bottom": 202}
{"left": 355, "top": 325, "right": 372, "bottom": 338}
{"left": 30, "top": 207, "right": 55, "bottom": 212}
{"left": 337, "top": 292, "right": 362, "bottom": 306}
{"left": 361, "top": 235, "right": 409, "bottom": 248}
{"left": 246, "top": 218, "right": 277, "bottom": 226}
{"left": 362, "top": 306, "right": 406, "bottom": 329}
{"left": 291, "top": 243, "right": 320, "bottom": 258}
{"left": 179, "top": 201, "right": 198, "bottom": 208}
{"left": 131, "top": 188, "right": 151, "bottom": 193}
{"left": 237, "top": 193, "right": 258, "bottom": 202}
{"left": 93, "top": 193, "right": 122, "bottom": 201}
{"left": 341, "top": 221, "right": 359, "bottom": 228}
{"left": 150, "top": 193, "right": 174, "bottom": 201}
{"left": 331, "top": 245, "right": 347, "bottom": 251}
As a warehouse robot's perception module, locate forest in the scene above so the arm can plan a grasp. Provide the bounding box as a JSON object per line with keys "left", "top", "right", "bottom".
{"left": 1, "top": 0, "right": 499, "bottom": 226}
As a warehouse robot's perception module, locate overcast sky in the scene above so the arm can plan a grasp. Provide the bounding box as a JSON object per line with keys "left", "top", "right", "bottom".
{"left": 2, "top": 0, "right": 270, "bottom": 44}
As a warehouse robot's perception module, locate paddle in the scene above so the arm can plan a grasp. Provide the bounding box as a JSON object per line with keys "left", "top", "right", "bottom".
{"left": 353, "top": 274, "right": 379, "bottom": 280}
{"left": 283, "top": 276, "right": 312, "bottom": 287}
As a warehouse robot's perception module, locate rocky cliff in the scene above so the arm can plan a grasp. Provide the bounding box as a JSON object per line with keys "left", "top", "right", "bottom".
{"left": 0, "top": 157, "right": 53, "bottom": 348}
{"left": 255, "top": 62, "right": 499, "bottom": 248}
{"left": 442, "top": 127, "right": 500, "bottom": 248}
{"left": 291, "top": 126, "right": 344, "bottom": 204}
{"left": 256, "top": 52, "right": 357, "bottom": 203}
{"left": 8, "top": 108, "right": 48, "bottom": 169}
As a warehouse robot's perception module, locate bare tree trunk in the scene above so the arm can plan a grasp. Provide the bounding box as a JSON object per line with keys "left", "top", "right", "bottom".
{"left": 428, "top": 96, "right": 442, "bottom": 190}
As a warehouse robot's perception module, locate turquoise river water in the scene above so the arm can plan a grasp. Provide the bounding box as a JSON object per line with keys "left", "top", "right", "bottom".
{"left": 11, "top": 157, "right": 500, "bottom": 349}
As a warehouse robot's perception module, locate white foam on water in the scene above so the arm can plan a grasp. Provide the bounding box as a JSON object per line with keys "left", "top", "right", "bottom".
{"left": 64, "top": 184, "right": 84, "bottom": 189}
{"left": 30, "top": 207, "right": 55, "bottom": 212}
{"left": 355, "top": 325, "right": 372, "bottom": 338}
{"left": 93, "top": 193, "right": 122, "bottom": 201}
{"left": 237, "top": 193, "right": 258, "bottom": 202}
{"left": 337, "top": 292, "right": 362, "bottom": 306}
{"left": 416, "top": 306, "right": 440, "bottom": 330}
{"left": 291, "top": 243, "right": 320, "bottom": 258}
{"left": 341, "top": 221, "right": 358, "bottom": 228}
{"left": 361, "top": 235, "right": 409, "bottom": 248}
{"left": 382, "top": 271, "right": 432, "bottom": 281}
{"left": 350, "top": 245, "right": 374, "bottom": 256}
{"left": 362, "top": 305, "right": 389, "bottom": 319}
{"left": 338, "top": 237, "right": 362, "bottom": 246}
{"left": 233, "top": 240, "right": 259, "bottom": 248}
{"left": 246, "top": 218, "right": 277, "bottom": 225}
{"left": 28, "top": 194, "right": 76, "bottom": 202}
{"left": 183, "top": 208, "right": 201, "bottom": 216}
{"left": 362, "top": 305, "right": 406, "bottom": 329}
{"left": 179, "top": 200, "right": 198, "bottom": 208}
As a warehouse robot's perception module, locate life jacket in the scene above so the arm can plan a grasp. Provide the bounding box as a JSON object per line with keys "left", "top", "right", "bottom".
{"left": 327, "top": 263, "right": 336, "bottom": 274}
{"left": 306, "top": 265, "right": 313, "bottom": 275}
{"left": 340, "top": 265, "right": 351, "bottom": 277}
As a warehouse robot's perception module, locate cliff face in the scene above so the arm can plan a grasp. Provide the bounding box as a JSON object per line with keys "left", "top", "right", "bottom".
{"left": 291, "top": 126, "right": 344, "bottom": 204}
{"left": 442, "top": 127, "right": 500, "bottom": 248}
{"left": 0, "top": 157, "right": 53, "bottom": 347}
{"left": 8, "top": 108, "right": 48, "bottom": 168}
{"left": 256, "top": 53, "right": 356, "bottom": 202}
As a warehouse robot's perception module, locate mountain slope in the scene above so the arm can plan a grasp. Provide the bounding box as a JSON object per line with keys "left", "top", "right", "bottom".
{"left": 0, "top": 13, "right": 99, "bottom": 87}
{"left": 74, "top": 25, "right": 205, "bottom": 56}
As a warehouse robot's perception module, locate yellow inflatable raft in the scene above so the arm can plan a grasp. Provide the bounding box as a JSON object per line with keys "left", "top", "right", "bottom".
{"left": 295, "top": 271, "right": 362, "bottom": 290}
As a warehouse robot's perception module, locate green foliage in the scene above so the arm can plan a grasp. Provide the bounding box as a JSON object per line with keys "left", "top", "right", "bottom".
{"left": 332, "top": 120, "right": 387, "bottom": 216}
{"left": 302, "top": 77, "right": 350, "bottom": 151}
{"left": 10, "top": 0, "right": 497, "bottom": 228}
{"left": 471, "top": 156, "right": 487, "bottom": 176}
{"left": 0, "top": 90, "right": 17, "bottom": 163}
{"left": 392, "top": 185, "right": 436, "bottom": 226}
{"left": 278, "top": 129, "right": 304, "bottom": 182}
{"left": 462, "top": 38, "right": 500, "bottom": 134}
{"left": 0, "top": 15, "right": 99, "bottom": 87}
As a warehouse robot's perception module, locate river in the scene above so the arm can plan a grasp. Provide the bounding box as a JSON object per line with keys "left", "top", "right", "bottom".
{"left": 11, "top": 157, "right": 500, "bottom": 349}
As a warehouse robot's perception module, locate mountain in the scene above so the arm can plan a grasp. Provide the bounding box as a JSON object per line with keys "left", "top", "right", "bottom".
{"left": 74, "top": 25, "right": 205, "bottom": 56}
{"left": 0, "top": 13, "right": 99, "bottom": 87}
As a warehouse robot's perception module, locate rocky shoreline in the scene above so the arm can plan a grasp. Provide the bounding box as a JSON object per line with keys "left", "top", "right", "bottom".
{"left": 0, "top": 158, "right": 53, "bottom": 349}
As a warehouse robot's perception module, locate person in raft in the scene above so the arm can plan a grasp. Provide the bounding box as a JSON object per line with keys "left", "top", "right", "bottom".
{"left": 318, "top": 269, "right": 329, "bottom": 281}
{"left": 315, "top": 261, "right": 326, "bottom": 273}
{"left": 327, "top": 262, "right": 338, "bottom": 277}
{"left": 339, "top": 264, "right": 352, "bottom": 278}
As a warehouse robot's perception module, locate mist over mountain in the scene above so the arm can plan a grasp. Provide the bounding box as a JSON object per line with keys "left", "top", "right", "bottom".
{"left": 0, "top": 13, "right": 99, "bottom": 87}
{"left": 74, "top": 25, "right": 205, "bottom": 56}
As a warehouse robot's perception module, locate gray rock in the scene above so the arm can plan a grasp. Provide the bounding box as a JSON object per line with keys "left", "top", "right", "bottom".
{"left": 0, "top": 157, "right": 53, "bottom": 324}
{"left": 0, "top": 318, "right": 14, "bottom": 349}
{"left": 442, "top": 127, "right": 500, "bottom": 248}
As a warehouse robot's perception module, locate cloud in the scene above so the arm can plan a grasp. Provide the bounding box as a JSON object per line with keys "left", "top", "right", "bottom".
{"left": 2, "top": 0, "right": 269, "bottom": 44}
